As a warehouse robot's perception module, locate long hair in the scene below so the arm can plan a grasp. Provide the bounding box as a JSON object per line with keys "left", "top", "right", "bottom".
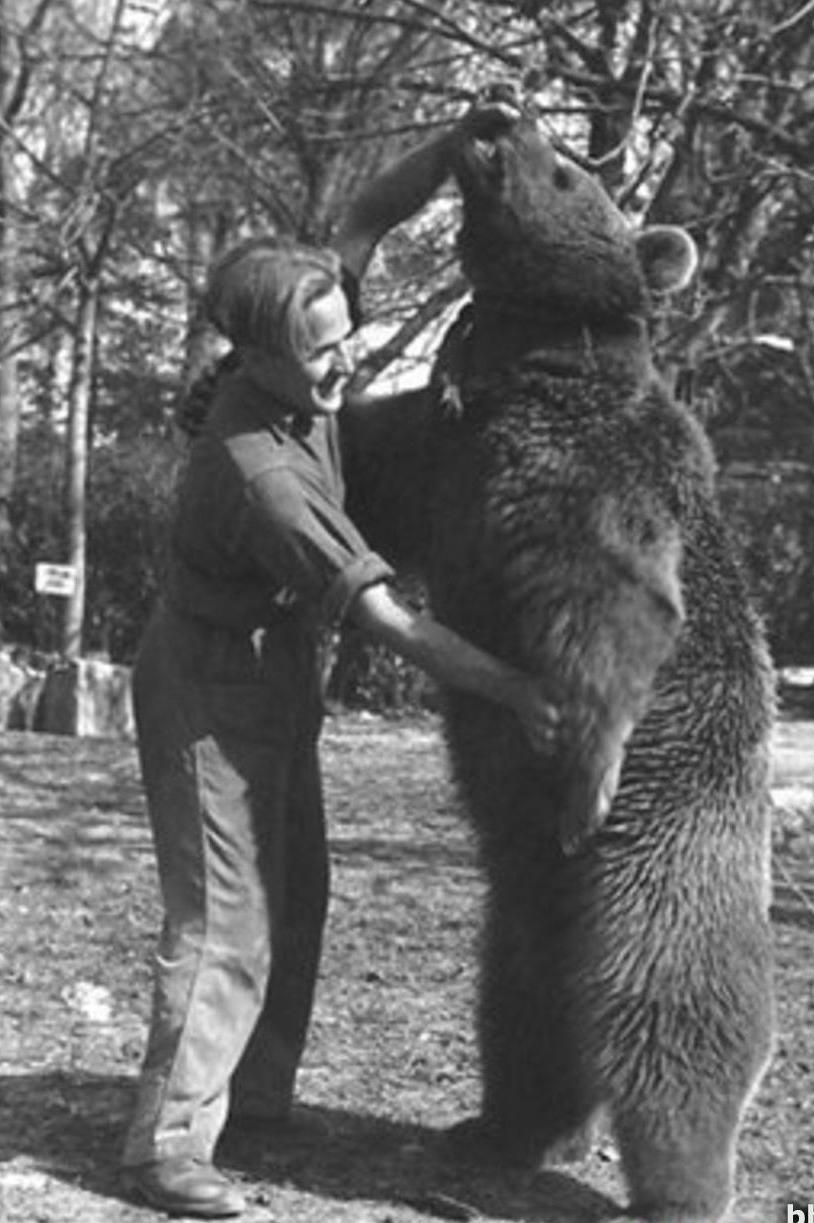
{"left": 175, "top": 235, "right": 343, "bottom": 438}
{"left": 204, "top": 235, "right": 342, "bottom": 358}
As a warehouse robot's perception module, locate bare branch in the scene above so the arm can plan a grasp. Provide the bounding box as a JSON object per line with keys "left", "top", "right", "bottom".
{"left": 248, "top": 0, "right": 526, "bottom": 68}
{"left": 1, "top": 0, "right": 58, "bottom": 125}
{"left": 397, "top": 0, "right": 525, "bottom": 66}
{"left": 556, "top": 64, "right": 813, "bottom": 166}
{"left": 0, "top": 113, "right": 64, "bottom": 187}
{"left": 772, "top": 0, "right": 814, "bottom": 37}
{"left": 80, "top": 0, "right": 129, "bottom": 164}
{"left": 583, "top": 15, "right": 657, "bottom": 173}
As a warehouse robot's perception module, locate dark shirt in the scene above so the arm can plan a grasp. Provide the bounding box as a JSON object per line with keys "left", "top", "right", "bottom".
{"left": 166, "top": 369, "right": 393, "bottom": 632}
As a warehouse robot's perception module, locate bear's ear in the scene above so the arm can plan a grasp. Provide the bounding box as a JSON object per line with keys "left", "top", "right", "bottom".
{"left": 636, "top": 225, "right": 698, "bottom": 295}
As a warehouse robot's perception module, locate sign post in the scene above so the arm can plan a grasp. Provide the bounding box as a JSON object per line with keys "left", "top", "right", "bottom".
{"left": 35, "top": 563, "right": 78, "bottom": 598}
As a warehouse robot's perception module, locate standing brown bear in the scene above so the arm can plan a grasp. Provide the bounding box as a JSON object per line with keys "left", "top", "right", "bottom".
{"left": 342, "top": 104, "right": 775, "bottom": 1223}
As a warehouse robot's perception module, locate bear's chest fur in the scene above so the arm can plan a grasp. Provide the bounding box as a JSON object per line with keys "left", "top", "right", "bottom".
{"left": 426, "top": 358, "right": 695, "bottom": 636}
{"left": 425, "top": 351, "right": 774, "bottom": 819}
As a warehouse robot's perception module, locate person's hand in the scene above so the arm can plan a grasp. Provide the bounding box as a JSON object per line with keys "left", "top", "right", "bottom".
{"left": 455, "top": 82, "right": 523, "bottom": 144}
{"left": 512, "top": 675, "right": 561, "bottom": 755}
{"left": 511, "top": 676, "right": 631, "bottom": 857}
{"left": 558, "top": 714, "right": 635, "bottom": 857}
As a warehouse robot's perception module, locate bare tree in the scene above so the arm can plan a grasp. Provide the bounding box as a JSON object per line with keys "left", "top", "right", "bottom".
{"left": 12, "top": 0, "right": 226, "bottom": 654}
{"left": 153, "top": 0, "right": 549, "bottom": 388}
{"left": 5, "top": 0, "right": 814, "bottom": 660}
{"left": 486, "top": 1, "right": 814, "bottom": 447}
{"left": 59, "top": 0, "right": 130, "bottom": 657}
{"left": 0, "top": 0, "right": 54, "bottom": 575}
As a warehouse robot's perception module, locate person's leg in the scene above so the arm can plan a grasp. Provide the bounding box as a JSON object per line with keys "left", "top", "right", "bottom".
{"left": 122, "top": 615, "right": 294, "bottom": 1179}
{"left": 229, "top": 716, "right": 329, "bottom": 1123}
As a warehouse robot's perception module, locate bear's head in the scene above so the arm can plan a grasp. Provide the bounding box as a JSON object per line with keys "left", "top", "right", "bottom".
{"left": 451, "top": 109, "right": 697, "bottom": 329}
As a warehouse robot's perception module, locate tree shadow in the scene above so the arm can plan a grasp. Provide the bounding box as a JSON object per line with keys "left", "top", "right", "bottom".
{"left": 0, "top": 1071, "right": 623, "bottom": 1222}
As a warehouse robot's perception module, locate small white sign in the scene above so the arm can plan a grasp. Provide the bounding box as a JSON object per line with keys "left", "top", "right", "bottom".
{"left": 35, "top": 563, "right": 77, "bottom": 597}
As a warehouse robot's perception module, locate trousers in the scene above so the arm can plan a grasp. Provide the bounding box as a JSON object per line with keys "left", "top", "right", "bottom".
{"left": 122, "top": 604, "right": 328, "bottom": 1166}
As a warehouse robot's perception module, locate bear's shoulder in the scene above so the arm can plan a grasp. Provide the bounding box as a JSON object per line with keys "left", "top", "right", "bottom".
{"left": 455, "top": 362, "right": 716, "bottom": 509}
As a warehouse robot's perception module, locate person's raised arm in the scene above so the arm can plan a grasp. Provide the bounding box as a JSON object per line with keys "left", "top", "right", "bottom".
{"left": 334, "top": 97, "right": 520, "bottom": 282}
{"left": 350, "top": 581, "right": 559, "bottom": 755}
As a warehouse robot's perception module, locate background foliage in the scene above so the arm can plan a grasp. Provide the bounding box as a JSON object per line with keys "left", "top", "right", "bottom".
{"left": 1, "top": 0, "right": 813, "bottom": 696}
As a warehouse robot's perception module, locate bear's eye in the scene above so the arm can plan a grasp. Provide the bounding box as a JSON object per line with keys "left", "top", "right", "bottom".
{"left": 553, "top": 164, "right": 572, "bottom": 191}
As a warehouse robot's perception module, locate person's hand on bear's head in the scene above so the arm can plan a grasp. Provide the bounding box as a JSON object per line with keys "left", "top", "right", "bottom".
{"left": 456, "top": 82, "right": 523, "bottom": 144}
{"left": 478, "top": 80, "right": 524, "bottom": 117}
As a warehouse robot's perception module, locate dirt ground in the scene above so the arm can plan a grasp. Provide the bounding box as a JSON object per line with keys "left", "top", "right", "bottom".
{"left": 1, "top": 712, "right": 812, "bottom": 1223}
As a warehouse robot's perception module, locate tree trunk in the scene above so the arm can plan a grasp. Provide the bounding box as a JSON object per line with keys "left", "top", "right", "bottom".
{"left": 0, "top": 0, "right": 20, "bottom": 570}
{"left": 61, "top": 281, "right": 98, "bottom": 659}
{"left": 0, "top": 172, "right": 19, "bottom": 566}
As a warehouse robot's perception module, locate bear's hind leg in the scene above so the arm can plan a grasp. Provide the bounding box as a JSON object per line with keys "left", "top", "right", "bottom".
{"left": 614, "top": 1105, "right": 736, "bottom": 1223}
{"left": 610, "top": 961, "right": 773, "bottom": 1223}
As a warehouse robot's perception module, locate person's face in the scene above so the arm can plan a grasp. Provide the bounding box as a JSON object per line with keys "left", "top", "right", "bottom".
{"left": 246, "top": 284, "right": 355, "bottom": 417}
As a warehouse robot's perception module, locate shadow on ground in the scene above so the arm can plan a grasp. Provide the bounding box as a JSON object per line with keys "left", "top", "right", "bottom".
{"left": 0, "top": 1071, "right": 623, "bottom": 1222}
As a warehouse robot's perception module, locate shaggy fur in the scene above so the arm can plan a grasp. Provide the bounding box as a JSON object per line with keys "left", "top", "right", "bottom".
{"left": 342, "top": 111, "right": 775, "bottom": 1223}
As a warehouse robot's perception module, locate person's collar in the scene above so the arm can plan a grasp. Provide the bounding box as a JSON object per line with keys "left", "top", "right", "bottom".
{"left": 229, "top": 366, "right": 316, "bottom": 437}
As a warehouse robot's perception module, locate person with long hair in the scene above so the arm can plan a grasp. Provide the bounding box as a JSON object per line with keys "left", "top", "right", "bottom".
{"left": 121, "top": 97, "right": 556, "bottom": 1220}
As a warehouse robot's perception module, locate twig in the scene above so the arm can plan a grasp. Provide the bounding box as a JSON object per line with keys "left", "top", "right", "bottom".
{"left": 772, "top": 0, "right": 814, "bottom": 36}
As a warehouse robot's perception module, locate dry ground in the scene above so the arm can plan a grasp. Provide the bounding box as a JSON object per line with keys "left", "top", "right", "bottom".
{"left": 0, "top": 713, "right": 812, "bottom": 1223}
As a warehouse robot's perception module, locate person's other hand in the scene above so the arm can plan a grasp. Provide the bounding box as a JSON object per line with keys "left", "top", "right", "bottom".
{"left": 558, "top": 715, "right": 634, "bottom": 857}
{"left": 456, "top": 82, "right": 523, "bottom": 143}
{"left": 512, "top": 676, "right": 560, "bottom": 755}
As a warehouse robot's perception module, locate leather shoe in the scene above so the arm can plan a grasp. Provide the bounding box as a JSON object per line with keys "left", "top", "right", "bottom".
{"left": 121, "top": 1158, "right": 246, "bottom": 1218}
